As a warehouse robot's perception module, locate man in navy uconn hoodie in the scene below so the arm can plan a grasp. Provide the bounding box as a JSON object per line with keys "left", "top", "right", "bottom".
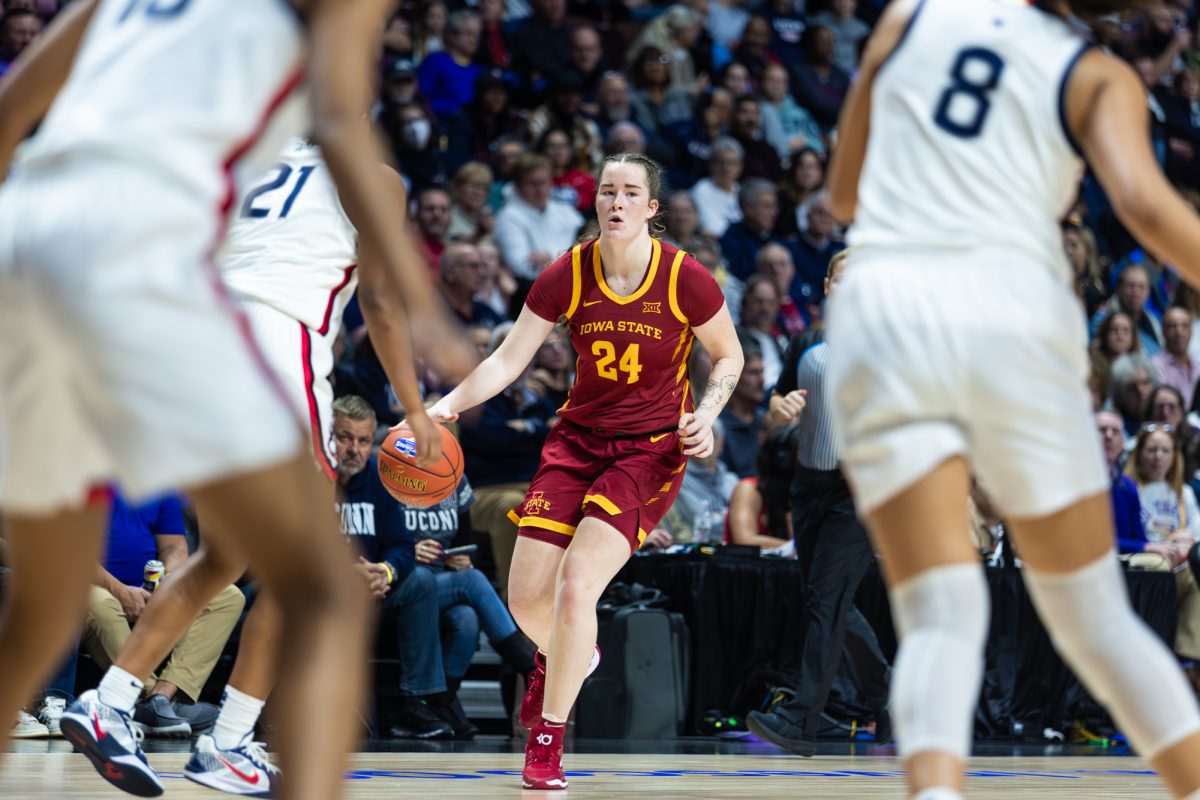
{"left": 331, "top": 395, "right": 454, "bottom": 739}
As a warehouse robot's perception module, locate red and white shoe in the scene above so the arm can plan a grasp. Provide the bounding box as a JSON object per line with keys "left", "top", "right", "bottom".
{"left": 522, "top": 719, "right": 567, "bottom": 790}
{"left": 520, "top": 646, "right": 600, "bottom": 730}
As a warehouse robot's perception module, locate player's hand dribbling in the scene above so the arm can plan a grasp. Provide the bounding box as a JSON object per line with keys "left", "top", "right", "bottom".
{"left": 401, "top": 408, "right": 442, "bottom": 468}
{"left": 678, "top": 412, "right": 715, "bottom": 458}
{"left": 426, "top": 398, "right": 459, "bottom": 424}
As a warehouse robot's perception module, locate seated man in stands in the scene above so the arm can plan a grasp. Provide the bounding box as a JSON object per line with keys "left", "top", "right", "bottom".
{"left": 407, "top": 473, "right": 536, "bottom": 738}
{"left": 84, "top": 491, "right": 241, "bottom": 737}
{"left": 331, "top": 394, "right": 455, "bottom": 740}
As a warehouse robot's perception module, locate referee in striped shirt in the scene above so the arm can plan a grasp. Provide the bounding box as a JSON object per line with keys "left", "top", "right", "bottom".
{"left": 748, "top": 249, "right": 892, "bottom": 756}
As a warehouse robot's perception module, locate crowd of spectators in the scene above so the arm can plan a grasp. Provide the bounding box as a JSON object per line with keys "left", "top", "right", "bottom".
{"left": 12, "top": 0, "right": 1200, "bottom": 738}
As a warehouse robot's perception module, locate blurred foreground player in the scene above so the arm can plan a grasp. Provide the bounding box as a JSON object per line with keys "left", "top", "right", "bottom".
{"left": 427, "top": 152, "right": 744, "bottom": 789}
{"left": 77, "top": 137, "right": 451, "bottom": 797}
{"left": 0, "top": 1, "right": 453, "bottom": 798}
{"left": 825, "top": 0, "right": 1200, "bottom": 797}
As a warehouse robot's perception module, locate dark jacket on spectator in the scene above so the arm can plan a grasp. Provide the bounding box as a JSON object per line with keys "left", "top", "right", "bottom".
{"left": 337, "top": 456, "right": 418, "bottom": 584}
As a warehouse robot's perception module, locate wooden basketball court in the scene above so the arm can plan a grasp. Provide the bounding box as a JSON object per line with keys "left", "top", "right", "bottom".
{"left": 0, "top": 746, "right": 1174, "bottom": 798}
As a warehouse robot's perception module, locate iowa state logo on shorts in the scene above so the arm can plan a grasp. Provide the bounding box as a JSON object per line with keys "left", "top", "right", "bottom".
{"left": 525, "top": 491, "right": 551, "bottom": 515}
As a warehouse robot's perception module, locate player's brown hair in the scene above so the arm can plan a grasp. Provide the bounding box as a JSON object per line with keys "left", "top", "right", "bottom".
{"left": 598, "top": 152, "right": 667, "bottom": 236}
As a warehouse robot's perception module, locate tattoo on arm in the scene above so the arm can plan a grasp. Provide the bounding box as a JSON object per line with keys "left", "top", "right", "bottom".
{"left": 697, "top": 366, "right": 739, "bottom": 420}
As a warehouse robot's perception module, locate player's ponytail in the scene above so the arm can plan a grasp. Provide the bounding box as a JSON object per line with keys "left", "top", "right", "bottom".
{"left": 598, "top": 152, "right": 667, "bottom": 238}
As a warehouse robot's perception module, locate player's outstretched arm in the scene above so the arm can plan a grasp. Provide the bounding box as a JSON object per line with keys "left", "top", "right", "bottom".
{"left": 1071, "top": 50, "right": 1200, "bottom": 287}
{"left": 302, "top": 0, "right": 465, "bottom": 366}
{"left": 826, "top": 0, "right": 920, "bottom": 223}
{"left": 681, "top": 303, "right": 744, "bottom": 458}
{"left": 427, "top": 305, "right": 556, "bottom": 422}
{"left": 0, "top": 0, "right": 97, "bottom": 178}
{"left": 357, "top": 165, "right": 443, "bottom": 466}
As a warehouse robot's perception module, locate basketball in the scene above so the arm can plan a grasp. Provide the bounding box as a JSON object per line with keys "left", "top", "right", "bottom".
{"left": 377, "top": 422, "right": 463, "bottom": 508}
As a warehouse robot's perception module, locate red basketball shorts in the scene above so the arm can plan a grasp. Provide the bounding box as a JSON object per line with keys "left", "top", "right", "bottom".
{"left": 507, "top": 421, "right": 687, "bottom": 551}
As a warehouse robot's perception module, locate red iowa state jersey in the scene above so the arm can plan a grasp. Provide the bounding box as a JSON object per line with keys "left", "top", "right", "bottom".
{"left": 525, "top": 238, "right": 725, "bottom": 435}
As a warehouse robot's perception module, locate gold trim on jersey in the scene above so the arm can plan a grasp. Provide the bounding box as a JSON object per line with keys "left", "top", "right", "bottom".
{"left": 583, "top": 493, "right": 622, "bottom": 516}
{"left": 593, "top": 239, "right": 661, "bottom": 305}
{"left": 507, "top": 510, "right": 577, "bottom": 536}
{"left": 667, "top": 248, "right": 689, "bottom": 324}
{"left": 565, "top": 245, "right": 583, "bottom": 319}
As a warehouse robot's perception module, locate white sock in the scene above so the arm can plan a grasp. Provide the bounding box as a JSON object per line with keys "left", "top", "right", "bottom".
{"left": 913, "top": 789, "right": 962, "bottom": 800}
{"left": 98, "top": 667, "right": 143, "bottom": 714}
{"left": 213, "top": 686, "right": 265, "bottom": 750}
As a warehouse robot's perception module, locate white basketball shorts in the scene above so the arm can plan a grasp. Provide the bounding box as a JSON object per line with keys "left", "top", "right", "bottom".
{"left": 0, "top": 159, "right": 302, "bottom": 513}
{"left": 236, "top": 299, "right": 338, "bottom": 479}
{"left": 825, "top": 250, "right": 1108, "bottom": 519}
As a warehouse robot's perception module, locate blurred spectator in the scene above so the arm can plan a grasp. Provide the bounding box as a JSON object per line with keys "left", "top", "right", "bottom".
{"left": 808, "top": 0, "right": 869, "bottom": 75}
{"left": 85, "top": 492, "right": 240, "bottom": 737}
{"left": 474, "top": 0, "right": 509, "bottom": 69}
{"left": 720, "top": 178, "right": 781, "bottom": 279}
{"left": 537, "top": 127, "right": 597, "bottom": 213}
{"left": 567, "top": 24, "right": 608, "bottom": 100}
{"left": 756, "top": 243, "right": 806, "bottom": 336}
{"left": 506, "top": 0, "right": 572, "bottom": 84}
{"left": 1090, "top": 310, "right": 1140, "bottom": 405}
{"left": 414, "top": 187, "right": 453, "bottom": 274}
{"left": 725, "top": 425, "right": 797, "bottom": 547}
{"left": 444, "top": 71, "right": 522, "bottom": 171}
{"left": 776, "top": 147, "right": 826, "bottom": 238}
{"left": 664, "top": 190, "right": 709, "bottom": 253}
{"left": 474, "top": 238, "right": 516, "bottom": 318}
{"left": 733, "top": 16, "right": 779, "bottom": 83}
{"left": 331, "top": 397, "right": 454, "bottom": 739}
{"left": 694, "top": 240, "right": 745, "bottom": 326}
{"left": 730, "top": 94, "right": 784, "bottom": 181}
{"left": 460, "top": 326, "right": 558, "bottom": 588}
{"left": 606, "top": 121, "right": 647, "bottom": 156}
{"left": 662, "top": 420, "right": 740, "bottom": 542}
{"left": 407, "top": 474, "right": 537, "bottom": 739}
{"left": 629, "top": 46, "right": 695, "bottom": 144}
{"left": 790, "top": 25, "right": 850, "bottom": 131}
{"left": 389, "top": 103, "right": 449, "bottom": 193}
{"left": 758, "top": 62, "right": 826, "bottom": 161}
{"left": 1153, "top": 307, "right": 1200, "bottom": 407}
{"left": 692, "top": 136, "right": 744, "bottom": 239}
{"left": 440, "top": 243, "right": 505, "bottom": 328}
{"left": 1097, "top": 409, "right": 1145, "bottom": 551}
{"left": 527, "top": 329, "right": 574, "bottom": 408}
{"left": 1111, "top": 353, "right": 1159, "bottom": 436}
{"left": 493, "top": 154, "right": 584, "bottom": 279}
{"left": 0, "top": 8, "right": 40, "bottom": 76}
{"left": 740, "top": 274, "right": 786, "bottom": 387}
{"left": 417, "top": 10, "right": 484, "bottom": 120}
{"left": 719, "top": 348, "right": 767, "bottom": 478}
{"left": 1090, "top": 263, "right": 1165, "bottom": 356}
{"left": 790, "top": 191, "right": 843, "bottom": 310}
{"left": 526, "top": 74, "right": 604, "bottom": 173}
{"left": 414, "top": 0, "right": 449, "bottom": 61}
{"left": 706, "top": 0, "right": 751, "bottom": 50}
{"left": 447, "top": 161, "right": 496, "bottom": 242}
{"left": 764, "top": 0, "right": 807, "bottom": 70}
{"left": 1064, "top": 222, "right": 1107, "bottom": 318}
{"left": 626, "top": 4, "right": 704, "bottom": 92}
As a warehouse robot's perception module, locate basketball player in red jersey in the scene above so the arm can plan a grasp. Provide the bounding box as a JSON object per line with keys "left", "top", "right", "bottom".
{"left": 427, "top": 152, "right": 744, "bottom": 789}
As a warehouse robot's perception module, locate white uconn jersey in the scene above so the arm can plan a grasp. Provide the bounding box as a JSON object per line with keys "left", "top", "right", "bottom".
{"left": 21, "top": 0, "right": 307, "bottom": 207}
{"left": 850, "top": 0, "right": 1088, "bottom": 279}
{"left": 220, "top": 139, "right": 359, "bottom": 332}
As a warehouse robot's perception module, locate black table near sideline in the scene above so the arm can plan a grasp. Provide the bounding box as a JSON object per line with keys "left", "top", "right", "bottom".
{"left": 618, "top": 552, "right": 1177, "bottom": 739}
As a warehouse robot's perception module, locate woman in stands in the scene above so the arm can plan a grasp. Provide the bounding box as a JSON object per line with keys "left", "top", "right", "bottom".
{"left": 427, "top": 152, "right": 743, "bottom": 790}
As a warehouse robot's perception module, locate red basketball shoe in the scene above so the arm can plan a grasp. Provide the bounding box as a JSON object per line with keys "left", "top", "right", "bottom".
{"left": 520, "top": 646, "right": 601, "bottom": 730}
{"left": 522, "top": 719, "right": 567, "bottom": 790}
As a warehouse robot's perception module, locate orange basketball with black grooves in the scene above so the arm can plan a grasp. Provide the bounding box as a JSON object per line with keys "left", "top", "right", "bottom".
{"left": 377, "top": 423, "right": 462, "bottom": 507}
